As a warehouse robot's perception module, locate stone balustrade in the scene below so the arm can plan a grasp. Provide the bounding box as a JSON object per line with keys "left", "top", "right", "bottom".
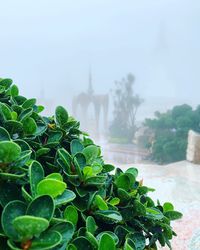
{"left": 187, "top": 130, "right": 200, "bottom": 164}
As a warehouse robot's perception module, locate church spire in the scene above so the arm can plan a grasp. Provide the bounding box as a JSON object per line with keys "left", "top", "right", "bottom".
{"left": 88, "top": 68, "right": 94, "bottom": 95}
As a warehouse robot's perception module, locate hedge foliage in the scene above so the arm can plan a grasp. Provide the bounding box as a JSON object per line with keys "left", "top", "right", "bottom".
{"left": 0, "top": 78, "right": 182, "bottom": 249}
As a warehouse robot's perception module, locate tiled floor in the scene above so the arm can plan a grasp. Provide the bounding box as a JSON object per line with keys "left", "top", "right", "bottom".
{"left": 100, "top": 143, "right": 200, "bottom": 250}
{"left": 121, "top": 162, "right": 200, "bottom": 250}
{"left": 102, "top": 143, "right": 200, "bottom": 250}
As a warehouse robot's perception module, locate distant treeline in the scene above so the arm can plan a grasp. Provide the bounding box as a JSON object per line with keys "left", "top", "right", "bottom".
{"left": 144, "top": 104, "right": 200, "bottom": 164}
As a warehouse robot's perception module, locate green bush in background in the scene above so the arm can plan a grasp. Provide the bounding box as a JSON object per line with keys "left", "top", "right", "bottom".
{"left": 0, "top": 78, "right": 182, "bottom": 249}
{"left": 109, "top": 74, "right": 143, "bottom": 143}
{"left": 145, "top": 104, "right": 200, "bottom": 164}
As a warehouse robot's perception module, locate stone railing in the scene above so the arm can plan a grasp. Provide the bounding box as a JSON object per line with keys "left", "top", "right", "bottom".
{"left": 186, "top": 130, "right": 200, "bottom": 164}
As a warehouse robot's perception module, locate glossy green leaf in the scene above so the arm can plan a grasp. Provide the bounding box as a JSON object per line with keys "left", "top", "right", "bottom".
{"left": 95, "top": 195, "right": 108, "bottom": 210}
{"left": 67, "top": 244, "right": 77, "bottom": 250}
{"left": 97, "top": 231, "right": 119, "bottom": 245}
{"left": 64, "top": 205, "right": 78, "bottom": 226}
{"left": 74, "top": 152, "right": 86, "bottom": 170}
{"left": 86, "top": 216, "right": 97, "bottom": 234}
{"left": 114, "top": 226, "right": 130, "bottom": 246}
{"left": 0, "top": 141, "right": 21, "bottom": 163}
{"left": 0, "top": 127, "right": 11, "bottom": 141}
{"left": 72, "top": 195, "right": 89, "bottom": 212}
{"left": 34, "top": 122, "right": 47, "bottom": 136}
{"left": 36, "top": 147, "right": 50, "bottom": 158}
{"left": 164, "top": 211, "right": 183, "bottom": 220}
{"left": 92, "top": 162, "right": 102, "bottom": 175}
{"left": 14, "top": 95, "right": 26, "bottom": 105}
{"left": 37, "top": 179, "right": 66, "bottom": 198}
{"left": 109, "top": 198, "right": 120, "bottom": 206}
{"left": 0, "top": 172, "right": 26, "bottom": 181}
{"left": 46, "top": 173, "right": 63, "bottom": 181}
{"left": 35, "top": 105, "right": 44, "bottom": 113}
{"left": 117, "top": 188, "right": 131, "bottom": 203}
{"left": 19, "top": 108, "right": 33, "bottom": 121}
{"left": 146, "top": 207, "right": 164, "bottom": 220}
{"left": 51, "top": 221, "right": 74, "bottom": 245}
{"left": 64, "top": 172, "right": 80, "bottom": 187}
{"left": 94, "top": 210, "right": 122, "bottom": 224}
{"left": 11, "top": 111, "right": 18, "bottom": 120}
{"left": 22, "top": 117, "right": 37, "bottom": 135}
{"left": 127, "top": 232, "right": 146, "bottom": 250}
{"left": 4, "top": 120, "right": 23, "bottom": 136}
{"left": 0, "top": 85, "right": 5, "bottom": 94}
{"left": 73, "top": 157, "right": 83, "bottom": 179}
{"left": 55, "top": 189, "right": 76, "bottom": 206}
{"left": 27, "top": 195, "right": 54, "bottom": 221}
{"left": 163, "top": 202, "right": 174, "bottom": 212}
{"left": 29, "top": 161, "right": 44, "bottom": 197}
{"left": 21, "top": 186, "right": 33, "bottom": 203}
{"left": 1, "top": 200, "right": 27, "bottom": 241}
{"left": 47, "top": 131, "right": 63, "bottom": 145}
{"left": 29, "top": 230, "right": 62, "bottom": 249}
{"left": 99, "top": 233, "right": 116, "bottom": 250}
{"left": 83, "top": 166, "right": 93, "bottom": 178}
{"left": 0, "top": 78, "right": 12, "bottom": 89}
{"left": 70, "top": 139, "right": 84, "bottom": 155}
{"left": 55, "top": 106, "right": 68, "bottom": 127}
{"left": 138, "top": 186, "right": 148, "bottom": 195}
{"left": 85, "top": 176, "right": 107, "bottom": 186}
{"left": 72, "top": 236, "right": 94, "bottom": 250}
{"left": 82, "top": 145, "right": 100, "bottom": 164}
{"left": 57, "top": 148, "right": 71, "bottom": 173}
{"left": 13, "top": 215, "right": 49, "bottom": 240}
{"left": 7, "top": 240, "right": 22, "bottom": 250}
{"left": 103, "top": 164, "right": 115, "bottom": 172}
{"left": 12, "top": 104, "right": 22, "bottom": 114}
{"left": 22, "top": 98, "right": 36, "bottom": 109}
{"left": 14, "top": 139, "right": 30, "bottom": 151}
{"left": 125, "top": 167, "right": 138, "bottom": 178}
{"left": 0, "top": 103, "right": 12, "bottom": 120}
{"left": 13, "top": 150, "right": 32, "bottom": 167}
{"left": 133, "top": 200, "right": 146, "bottom": 216}
{"left": 10, "top": 85, "right": 19, "bottom": 97}
{"left": 115, "top": 174, "right": 131, "bottom": 191}
{"left": 124, "top": 239, "right": 136, "bottom": 250}
{"left": 85, "top": 231, "right": 99, "bottom": 249}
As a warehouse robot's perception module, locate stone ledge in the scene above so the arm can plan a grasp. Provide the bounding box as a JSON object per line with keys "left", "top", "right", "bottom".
{"left": 187, "top": 130, "right": 200, "bottom": 164}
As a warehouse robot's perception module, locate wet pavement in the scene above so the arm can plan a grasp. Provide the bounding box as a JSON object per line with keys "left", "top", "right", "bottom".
{"left": 121, "top": 162, "right": 200, "bottom": 250}
{"left": 101, "top": 142, "right": 150, "bottom": 164}
{"left": 100, "top": 142, "right": 200, "bottom": 250}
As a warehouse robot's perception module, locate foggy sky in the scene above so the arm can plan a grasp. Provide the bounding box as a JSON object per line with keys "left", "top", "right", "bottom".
{"left": 0, "top": 0, "right": 200, "bottom": 116}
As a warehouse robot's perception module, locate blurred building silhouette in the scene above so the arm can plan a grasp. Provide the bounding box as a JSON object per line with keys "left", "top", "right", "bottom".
{"left": 72, "top": 71, "right": 109, "bottom": 138}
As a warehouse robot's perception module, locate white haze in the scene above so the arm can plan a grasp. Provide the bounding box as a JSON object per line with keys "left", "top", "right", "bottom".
{"left": 0, "top": 0, "right": 200, "bottom": 120}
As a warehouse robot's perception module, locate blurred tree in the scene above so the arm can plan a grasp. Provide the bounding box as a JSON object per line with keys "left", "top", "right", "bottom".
{"left": 145, "top": 104, "right": 200, "bottom": 163}
{"left": 109, "top": 73, "right": 143, "bottom": 143}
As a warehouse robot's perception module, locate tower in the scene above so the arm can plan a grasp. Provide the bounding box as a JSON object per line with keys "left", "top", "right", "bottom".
{"left": 87, "top": 69, "right": 94, "bottom": 96}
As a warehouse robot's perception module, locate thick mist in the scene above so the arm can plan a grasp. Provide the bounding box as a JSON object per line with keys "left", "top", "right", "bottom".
{"left": 0, "top": 0, "right": 200, "bottom": 120}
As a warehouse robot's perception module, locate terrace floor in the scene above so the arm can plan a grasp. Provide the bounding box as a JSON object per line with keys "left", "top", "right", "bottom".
{"left": 101, "top": 143, "right": 200, "bottom": 250}
{"left": 122, "top": 162, "right": 200, "bottom": 250}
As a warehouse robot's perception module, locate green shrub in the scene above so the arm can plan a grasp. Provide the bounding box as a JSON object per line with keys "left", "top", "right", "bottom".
{"left": 145, "top": 105, "right": 200, "bottom": 164}
{"left": 0, "top": 78, "right": 182, "bottom": 250}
